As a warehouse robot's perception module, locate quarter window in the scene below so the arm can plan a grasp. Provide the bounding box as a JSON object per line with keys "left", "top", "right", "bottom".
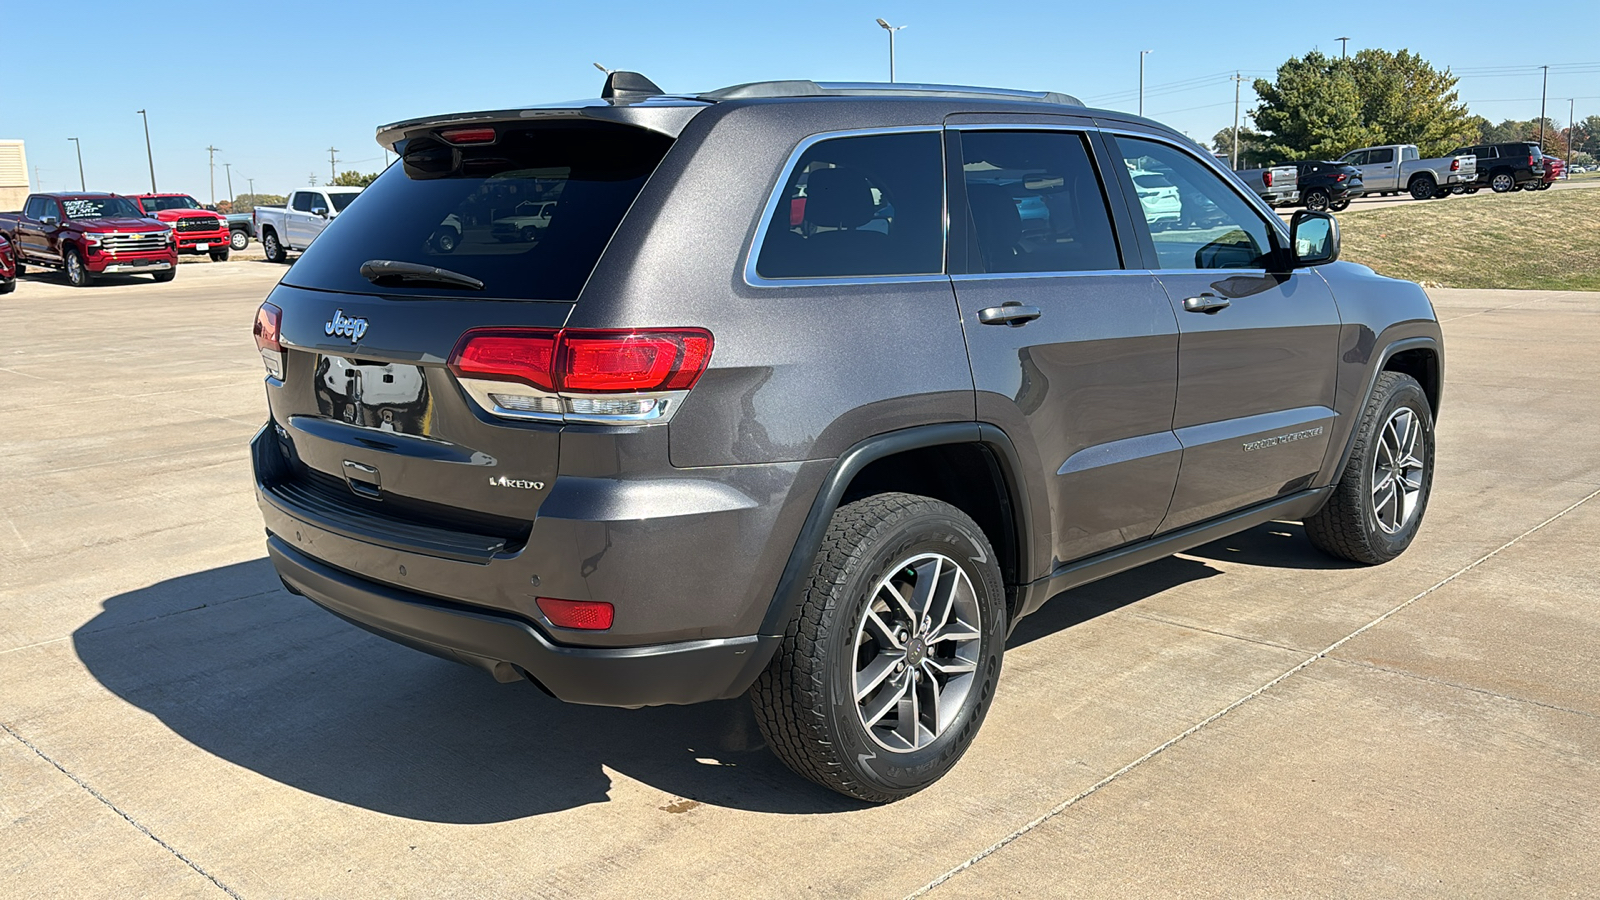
{"left": 755, "top": 131, "right": 943, "bottom": 279}
{"left": 958, "top": 130, "right": 1120, "bottom": 274}
{"left": 1113, "top": 136, "right": 1277, "bottom": 271}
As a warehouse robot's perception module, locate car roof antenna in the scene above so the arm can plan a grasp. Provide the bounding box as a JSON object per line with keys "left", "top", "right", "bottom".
{"left": 600, "top": 70, "right": 664, "bottom": 101}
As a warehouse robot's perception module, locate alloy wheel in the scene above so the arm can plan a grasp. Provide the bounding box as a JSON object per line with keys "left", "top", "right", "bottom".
{"left": 1492, "top": 173, "right": 1514, "bottom": 192}
{"left": 852, "top": 553, "right": 982, "bottom": 753}
{"left": 1371, "top": 407, "right": 1426, "bottom": 534}
{"left": 67, "top": 253, "right": 84, "bottom": 284}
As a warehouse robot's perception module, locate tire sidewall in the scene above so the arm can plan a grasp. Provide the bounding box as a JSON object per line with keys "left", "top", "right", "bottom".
{"left": 66, "top": 249, "right": 89, "bottom": 286}
{"left": 1356, "top": 380, "right": 1435, "bottom": 561}
{"left": 821, "top": 509, "right": 1005, "bottom": 797}
{"left": 230, "top": 230, "right": 248, "bottom": 251}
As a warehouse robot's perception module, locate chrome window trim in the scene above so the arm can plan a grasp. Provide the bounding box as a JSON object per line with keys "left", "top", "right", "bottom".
{"left": 743, "top": 125, "right": 948, "bottom": 289}
{"left": 951, "top": 269, "right": 1140, "bottom": 283}
{"left": 1097, "top": 126, "right": 1290, "bottom": 243}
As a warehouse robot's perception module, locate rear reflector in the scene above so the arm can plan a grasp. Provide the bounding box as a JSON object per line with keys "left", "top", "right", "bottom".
{"left": 441, "top": 127, "right": 497, "bottom": 145}
{"left": 536, "top": 597, "right": 614, "bottom": 630}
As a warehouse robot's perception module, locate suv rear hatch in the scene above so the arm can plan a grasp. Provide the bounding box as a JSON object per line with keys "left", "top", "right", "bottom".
{"left": 255, "top": 117, "right": 680, "bottom": 559}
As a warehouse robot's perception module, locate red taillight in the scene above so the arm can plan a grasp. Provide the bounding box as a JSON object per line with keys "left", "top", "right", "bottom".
{"left": 450, "top": 328, "right": 713, "bottom": 394}
{"left": 1335, "top": 172, "right": 1347, "bottom": 182}
{"left": 1451, "top": 159, "right": 1460, "bottom": 172}
{"left": 1264, "top": 171, "right": 1273, "bottom": 187}
{"left": 1529, "top": 154, "right": 1537, "bottom": 168}
{"left": 441, "top": 127, "right": 497, "bottom": 145}
{"left": 536, "top": 597, "right": 614, "bottom": 630}
{"left": 449, "top": 328, "right": 559, "bottom": 391}
{"left": 254, "top": 302, "right": 282, "bottom": 352}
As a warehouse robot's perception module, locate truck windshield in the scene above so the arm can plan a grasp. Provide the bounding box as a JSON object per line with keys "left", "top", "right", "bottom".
{"left": 283, "top": 121, "right": 673, "bottom": 301}
{"left": 143, "top": 196, "right": 201, "bottom": 211}
{"left": 61, "top": 197, "right": 144, "bottom": 219}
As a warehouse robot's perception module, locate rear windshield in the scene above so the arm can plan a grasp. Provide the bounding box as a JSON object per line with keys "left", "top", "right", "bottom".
{"left": 283, "top": 121, "right": 673, "bottom": 301}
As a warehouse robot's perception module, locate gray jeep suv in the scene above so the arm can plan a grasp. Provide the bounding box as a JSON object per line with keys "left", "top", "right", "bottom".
{"left": 251, "top": 73, "right": 1442, "bottom": 801}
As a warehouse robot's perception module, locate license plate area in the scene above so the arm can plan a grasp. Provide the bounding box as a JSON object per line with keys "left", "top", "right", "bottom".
{"left": 314, "top": 356, "right": 432, "bottom": 436}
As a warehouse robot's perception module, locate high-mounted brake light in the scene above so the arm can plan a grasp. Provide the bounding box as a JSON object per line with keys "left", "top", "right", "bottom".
{"left": 536, "top": 597, "right": 614, "bottom": 631}
{"left": 440, "top": 127, "right": 497, "bottom": 145}
{"left": 254, "top": 302, "right": 284, "bottom": 380}
{"left": 449, "top": 327, "right": 714, "bottom": 424}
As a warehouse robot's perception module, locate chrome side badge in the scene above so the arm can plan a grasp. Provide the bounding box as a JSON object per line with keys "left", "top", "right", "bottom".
{"left": 489, "top": 476, "right": 544, "bottom": 490}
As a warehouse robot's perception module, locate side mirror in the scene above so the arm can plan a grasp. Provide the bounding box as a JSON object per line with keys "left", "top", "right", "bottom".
{"left": 312, "top": 206, "right": 329, "bottom": 218}
{"left": 39, "top": 214, "right": 58, "bottom": 227}
{"left": 1289, "top": 210, "right": 1339, "bottom": 266}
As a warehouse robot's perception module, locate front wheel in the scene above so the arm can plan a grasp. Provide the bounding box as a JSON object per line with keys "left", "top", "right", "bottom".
{"left": 1305, "top": 372, "right": 1434, "bottom": 564}
{"left": 750, "top": 493, "right": 1006, "bottom": 802}
{"left": 209, "top": 248, "right": 230, "bottom": 262}
{"left": 65, "top": 248, "right": 94, "bottom": 287}
{"left": 152, "top": 268, "right": 176, "bottom": 283}
{"left": 229, "top": 229, "right": 249, "bottom": 251}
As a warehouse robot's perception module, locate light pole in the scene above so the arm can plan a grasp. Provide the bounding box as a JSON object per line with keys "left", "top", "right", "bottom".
{"left": 328, "top": 147, "right": 339, "bottom": 183}
{"left": 1569, "top": 98, "right": 1577, "bottom": 176}
{"left": 137, "top": 109, "right": 157, "bottom": 192}
{"left": 1538, "top": 65, "right": 1549, "bottom": 150}
{"left": 246, "top": 177, "right": 255, "bottom": 209}
{"left": 1231, "top": 73, "right": 1245, "bottom": 170}
{"left": 1336, "top": 36, "right": 1350, "bottom": 59}
{"left": 68, "top": 137, "right": 85, "bottom": 190}
{"left": 875, "top": 19, "right": 907, "bottom": 83}
{"left": 1139, "top": 50, "right": 1153, "bottom": 116}
{"left": 206, "top": 145, "right": 220, "bottom": 206}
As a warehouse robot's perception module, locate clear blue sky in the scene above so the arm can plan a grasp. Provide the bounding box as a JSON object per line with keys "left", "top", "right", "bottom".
{"left": 5, "top": 0, "right": 1598, "bottom": 200}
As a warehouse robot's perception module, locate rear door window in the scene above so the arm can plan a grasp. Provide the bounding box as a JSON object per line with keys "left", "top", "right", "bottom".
{"left": 1370, "top": 148, "right": 1396, "bottom": 164}
{"left": 282, "top": 121, "right": 674, "bottom": 302}
{"left": 754, "top": 131, "right": 944, "bottom": 279}
{"left": 957, "top": 130, "right": 1121, "bottom": 274}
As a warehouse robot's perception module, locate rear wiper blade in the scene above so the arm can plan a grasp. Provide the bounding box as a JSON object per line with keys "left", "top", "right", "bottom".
{"left": 360, "top": 259, "right": 484, "bottom": 290}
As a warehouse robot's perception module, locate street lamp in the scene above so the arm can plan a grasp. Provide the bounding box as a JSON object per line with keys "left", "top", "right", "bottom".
{"left": 1139, "top": 50, "right": 1153, "bottom": 116}
{"left": 876, "top": 18, "right": 908, "bottom": 83}
{"left": 1336, "top": 36, "right": 1350, "bottom": 59}
{"left": 67, "top": 137, "right": 85, "bottom": 191}
{"left": 136, "top": 109, "right": 157, "bottom": 192}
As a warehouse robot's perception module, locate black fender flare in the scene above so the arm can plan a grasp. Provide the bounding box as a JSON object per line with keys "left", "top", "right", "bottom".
{"left": 757, "top": 422, "right": 1034, "bottom": 637}
{"left": 1327, "top": 335, "right": 1443, "bottom": 483}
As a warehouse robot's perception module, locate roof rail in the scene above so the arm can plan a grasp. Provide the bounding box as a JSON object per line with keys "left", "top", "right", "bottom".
{"left": 699, "top": 80, "right": 1082, "bottom": 107}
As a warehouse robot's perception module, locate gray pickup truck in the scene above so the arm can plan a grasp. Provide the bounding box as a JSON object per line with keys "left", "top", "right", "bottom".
{"left": 1339, "top": 144, "right": 1477, "bottom": 200}
{"left": 250, "top": 72, "right": 1444, "bottom": 802}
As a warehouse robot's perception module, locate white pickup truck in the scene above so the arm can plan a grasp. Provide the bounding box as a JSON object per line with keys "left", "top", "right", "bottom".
{"left": 1338, "top": 144, "right": 1476, "bottom": 201}
{"left": 254, "top": 186, "right": 363, "bottom": 263}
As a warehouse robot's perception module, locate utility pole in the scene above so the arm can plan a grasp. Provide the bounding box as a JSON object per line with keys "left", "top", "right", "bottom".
{"left": 68, "top": 137, "right": 85, "bottom": 190}
{"left": 875, "top": 19, "right": 907, "bottom": 83}
{"left": 246, "top": 177, "right": 255, "bottom": 208}
{"left": 309, "top": 172, "right": 318, "bottom": 187}
{"left": 224, "top": 162, "right": 234, "bottom": 203}
{"left": 206, "top": 145, "right": 220, "bottom": 206}
{"left": 1570, "top": 98, "right": 1577, "bottom": 176}
{"left": 1538, "top": 65, "right": 1549, "bottom": 149}
{"left": 1336, "top": 36, "right": 1350, "bottom": 59}
{"left": 327, "top": 147, "right": 338, "bottom": 183}
{"left": 1139, "top": 50, "right": 1153, "bottom": 116}
{"left": 1231, "top": 72, "right": 1245, "bottom": 170}
{"left": 33, "top": 166, "right": 41, "bottom": 193}
{"left": 137, "top": 109, "right": 157, "bottom": 192}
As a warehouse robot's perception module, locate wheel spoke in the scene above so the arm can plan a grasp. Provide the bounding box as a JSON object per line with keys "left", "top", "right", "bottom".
{"left": 924, "top": 565, "right": 960, "bottom": 637}
{"left": 879, "top": 581, "right": 917, "bottom": 625}
{"left": 918, "top": 671, "right": 942, "bottom": 737}
{"left": 908, "top": 556, "right": 941, "bottom": 627}
{"left": 860, "top": 673, "right": 906, "bottom": 728}
{"left": 862, "top": 608, "right": 902, "bottom": 651}
{"left": 855, "top": 653, "right": 900, "bottom": 702}
{"left": 922, "top": 655, "right": 976, "bottom": 676}
{"left": 929, "top": 620, "right": 981, "bottom": 644}
{"left": 894, "top": 677, "right": 920, "bottom": 747}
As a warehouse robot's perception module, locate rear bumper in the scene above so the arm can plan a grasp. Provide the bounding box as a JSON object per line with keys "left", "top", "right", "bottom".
{"left": 269, "top": 535, "right": 777, "bottom": 707}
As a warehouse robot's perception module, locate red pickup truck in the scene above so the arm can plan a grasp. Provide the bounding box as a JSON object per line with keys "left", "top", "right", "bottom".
{"left": 130, "top": 193, "right": 232, "bottom": 260}
{"left": 0, "top": 193, "right": 178, "bottom": 286}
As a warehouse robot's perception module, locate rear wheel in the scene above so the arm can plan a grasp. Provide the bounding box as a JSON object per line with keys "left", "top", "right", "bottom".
{"left": 0, "top": 277, "right": 14, "bottom": 294}
{"left": 1408, "top": 175, "right": 1437, "bottom": 201}
{"left": 1329, "top": 198, "right": 1351, "bottom": 212}
{"left": 262, "top": 229, "right": 288, "bottom": 263}
{"left": 13, "top": 261, "right": 23, "bottom": 277}
{"left": 229, "top": 229, "right": 249, "bottom": 251}
{"left": 750, "top": 493, "right": 1006, "bottom": 802}
{"left": 65, "top": 248, "right": 93, "bottom": 287}
{"left": 1303, "top": 188, "right": 1331, "bottom": 212}
{"left": 1490, "top": 171, "right": 1515, "bottom": 193}
{"left": 209, "top": 248, "right": 230, "bottom": 262}
{"left": 1305, "top": 372, "right": 1434, "bottom": 565}
{"left": 1538, "top": 181, "right": 1553, "bottom": 190}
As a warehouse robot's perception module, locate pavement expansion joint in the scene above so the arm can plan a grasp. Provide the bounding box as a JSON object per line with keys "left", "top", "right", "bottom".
{"left": 0, "top": 720, "right": 243, "bottom": 899}
{"left": 908, "top": 484, "right": 1600, "bottom": 899}
{"left": 1324, "top": 657, "right": 1600, "bottom": 722}
{"left": 1125, "top": 611, "right": 1308, "bottom": 655}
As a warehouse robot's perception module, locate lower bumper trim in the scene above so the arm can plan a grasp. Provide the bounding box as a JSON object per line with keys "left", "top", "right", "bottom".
{"left": 267, "top": 535, "right": 778, "bottom": 707}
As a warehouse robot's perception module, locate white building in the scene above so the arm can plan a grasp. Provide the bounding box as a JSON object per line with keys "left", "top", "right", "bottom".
{"left": 0, "top": 141, "right": 28, "bottom": 210}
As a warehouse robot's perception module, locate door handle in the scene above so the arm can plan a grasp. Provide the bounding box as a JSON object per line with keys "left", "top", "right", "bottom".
{"left": 1182, "top": 294, "right": 1231, "bottom": 314}
{"left": 978, "top": 303, "right": 1042, "bottom": 326}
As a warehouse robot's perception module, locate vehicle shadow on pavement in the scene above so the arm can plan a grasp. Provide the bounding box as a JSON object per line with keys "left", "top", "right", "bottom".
{"left": 1183, "top": 520, "right": 1362, "bottom": 571}
{"left": 73, "top": 559, "right": 861, "bottom": 823}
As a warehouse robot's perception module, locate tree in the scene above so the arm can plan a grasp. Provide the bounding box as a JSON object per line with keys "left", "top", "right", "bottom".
{"left": 1211, "top": 126, "right": 1276, "bottom": 167}
{"left": 330, "top": 170, "right": 380, "bottom": 187}
{"left": 229, "top": 193, "right": 286, "bottom": 213}
{"left": 1578, "top": 115, "right": 1600, "bottom": 155}
{"left": 1252, "top": 48, "right": 1474, "bottom": 159}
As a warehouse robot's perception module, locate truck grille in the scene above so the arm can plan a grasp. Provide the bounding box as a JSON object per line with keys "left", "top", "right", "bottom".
{"left": 100, "top": 232, "right": 170, "bottom": 253}
{"left": 176, "top": 217, "right": 221, "bottom": 233}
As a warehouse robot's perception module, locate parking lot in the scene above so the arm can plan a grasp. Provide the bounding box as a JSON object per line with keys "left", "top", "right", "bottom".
{"left": 2, "top": 260, "right": 1598, "bottom": 897}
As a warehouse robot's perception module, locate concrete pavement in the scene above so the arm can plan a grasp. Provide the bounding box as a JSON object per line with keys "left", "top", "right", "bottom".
{"left": 2, "top": 261, "right": 1597, "bottom": 898}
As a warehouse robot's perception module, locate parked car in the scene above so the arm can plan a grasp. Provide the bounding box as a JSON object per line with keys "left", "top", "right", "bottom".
{"left": 1339, "top": 144, "right": 1477, "bottom": 200}
{"left": 1127, "top": 167, "right": 1181, "bottom": 227}
{"left": 1233, "top": 163, "right": 1300, "bottom": 207}
{"left": 252, "top": 187, "right": 364, "bottom": 263}
{"left": 130, "top": 193, "right": 232, "bottom": 261}
{"left": 226, "top": 213, "right": 255, "bottom": 250}
{"left": 0, "top": 233, "right": 14, "bottom": 293}
{"left": 1296, "top": 160, "right": 1365, "bottom": 212}
{"left": 249, "top": 73, "right": 1443, "bottom": 802}
{"left": 1449, "top": 142, "right": 1544, "bottom": 193}
{"left": 491, "top": 200, "right": 557, "bottom": 242}
{"left": 0, "top": 193, "right": 177, "bottom": 286}
{"left": 1538, "top": 156, "right": 1563, "bottom": 189}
